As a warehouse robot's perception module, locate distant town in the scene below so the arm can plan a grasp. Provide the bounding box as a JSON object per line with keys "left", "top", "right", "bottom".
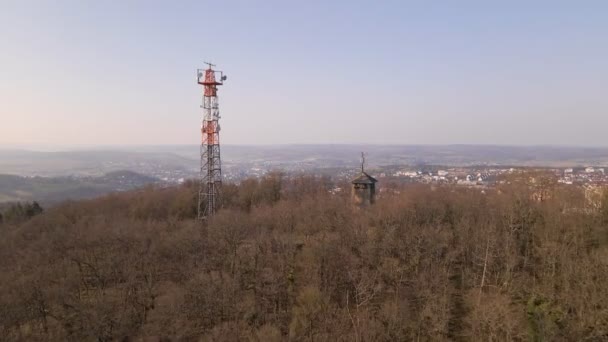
{"left": 226, "top": 163, "right": 608, "bottom": 188}
{"left": 1, "top": 145, "right": 608, "bottom": 204}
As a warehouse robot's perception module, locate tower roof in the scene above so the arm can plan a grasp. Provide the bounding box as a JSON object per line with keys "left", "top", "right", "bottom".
{"left": 352, "top": 172, "right": 378, "bottom": 184}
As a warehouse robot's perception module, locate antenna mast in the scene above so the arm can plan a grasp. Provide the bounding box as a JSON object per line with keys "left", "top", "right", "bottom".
{"left": 196, "top": 62, "right": 227, "bottom": 220}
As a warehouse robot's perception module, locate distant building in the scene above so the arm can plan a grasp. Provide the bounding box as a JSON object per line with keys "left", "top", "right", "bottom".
{"left": 352, "top": 153, "right": 378, "bottom": 207}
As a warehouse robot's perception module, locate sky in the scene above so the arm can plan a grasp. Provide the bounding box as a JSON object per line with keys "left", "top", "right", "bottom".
{"left": 1, "top": 1, "right": 607, "bottom": 147}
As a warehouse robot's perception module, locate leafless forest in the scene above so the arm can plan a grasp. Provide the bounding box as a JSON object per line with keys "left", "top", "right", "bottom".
{"left": 1, "top": 173, "right": 607, "bottom": 341}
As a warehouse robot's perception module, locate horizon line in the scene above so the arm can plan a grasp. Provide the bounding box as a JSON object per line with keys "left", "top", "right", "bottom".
{"left": 2, "top": 142, "right": 608, "bottom": 153}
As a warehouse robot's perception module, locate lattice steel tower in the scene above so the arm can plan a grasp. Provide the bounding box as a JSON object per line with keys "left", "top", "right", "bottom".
{"left": 197, "top": 63, "right": 227, "bottom": 220}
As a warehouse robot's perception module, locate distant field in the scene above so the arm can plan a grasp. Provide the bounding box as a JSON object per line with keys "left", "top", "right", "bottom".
{"left": 0, "top": 171, "right": 159, "bottom": 204}
{"left": 0, "top": 193, "right": 20, "bottom": 202}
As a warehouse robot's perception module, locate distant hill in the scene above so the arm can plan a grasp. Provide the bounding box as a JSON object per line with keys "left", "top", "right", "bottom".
{"left": 0, "top": 149, "right": 195, "bottom": 177}
{"left": 118, "top": 144, "right": 608, "bottom": 167}
{"left": 135, "top": 144, "right": 608, "bottom": 164}
{"left": 0, "top": 170, "right": 159, "bottom": 204}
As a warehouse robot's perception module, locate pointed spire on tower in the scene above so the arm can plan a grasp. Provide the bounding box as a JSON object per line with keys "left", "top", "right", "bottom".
{"left": 361, "top": 152, "right": 365, "bottom": 173}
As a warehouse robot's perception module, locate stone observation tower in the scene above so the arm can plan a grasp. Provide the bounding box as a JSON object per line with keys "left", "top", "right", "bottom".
{"left": 351, "top": 152, "right": 377, "bottom": 206}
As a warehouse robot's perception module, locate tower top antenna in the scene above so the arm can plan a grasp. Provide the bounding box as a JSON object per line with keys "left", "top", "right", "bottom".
{"left": 204, "top": 61, "right": 216, "bottom": 69}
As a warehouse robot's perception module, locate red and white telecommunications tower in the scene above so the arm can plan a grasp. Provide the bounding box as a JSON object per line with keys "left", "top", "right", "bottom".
{"left": 197, "top": 62, "right": 227, "bottom": 220}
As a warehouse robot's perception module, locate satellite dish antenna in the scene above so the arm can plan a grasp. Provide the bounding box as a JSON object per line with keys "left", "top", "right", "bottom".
{"left": 221, "top": 75, "right": 227, "bottom": 81}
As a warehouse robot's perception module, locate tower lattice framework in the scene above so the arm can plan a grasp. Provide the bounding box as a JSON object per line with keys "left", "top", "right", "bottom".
{"left": 197, "top": 63, "right": 226, "bottom": 220}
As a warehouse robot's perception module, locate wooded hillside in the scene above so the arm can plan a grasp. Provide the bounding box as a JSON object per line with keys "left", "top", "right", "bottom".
{"left": 1, "top": 174, "right": 607, "bottom": 341}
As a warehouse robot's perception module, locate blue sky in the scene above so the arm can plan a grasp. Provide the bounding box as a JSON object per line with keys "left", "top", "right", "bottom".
{"left": 1, "top": 1, "right": 607, "bottom": 146}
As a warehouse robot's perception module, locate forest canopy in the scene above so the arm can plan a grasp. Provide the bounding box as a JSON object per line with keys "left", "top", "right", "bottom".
{"left": 0, "top": 173, "right": 607, "bottom": 341}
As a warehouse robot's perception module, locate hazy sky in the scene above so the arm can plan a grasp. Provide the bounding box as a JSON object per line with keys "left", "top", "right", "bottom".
{"left": 1, "top": 1, "right": 607, "bottom": 147}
